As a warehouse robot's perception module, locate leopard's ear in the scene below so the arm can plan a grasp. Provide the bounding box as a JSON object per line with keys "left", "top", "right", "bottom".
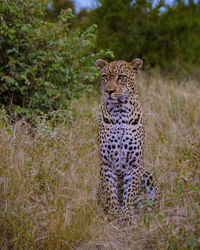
{"left": 95, "top": 59, "right": 108, "bottom": 70}
{"left": 129, "top": 58, "right": 143, "bottom": 73}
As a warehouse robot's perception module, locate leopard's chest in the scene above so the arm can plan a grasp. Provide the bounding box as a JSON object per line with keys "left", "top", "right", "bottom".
{"left": 99, "top": 116, "right": 143, "bottom": 171}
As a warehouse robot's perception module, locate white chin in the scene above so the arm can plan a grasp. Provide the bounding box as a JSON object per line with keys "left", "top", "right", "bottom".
{"left": 107, "top": 98, "right": 119, "bottom": 103}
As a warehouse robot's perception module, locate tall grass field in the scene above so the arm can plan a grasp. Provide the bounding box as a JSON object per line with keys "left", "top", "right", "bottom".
{"left": 0, "top": 75, "right": 199, "bottom": 249}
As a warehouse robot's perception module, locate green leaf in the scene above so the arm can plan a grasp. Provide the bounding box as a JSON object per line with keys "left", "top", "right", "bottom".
{"left": 188, "top": 237, "right": 194, "bottom": 249}
{"left": 6, "top": 128, "right": 11, "bottom": 136}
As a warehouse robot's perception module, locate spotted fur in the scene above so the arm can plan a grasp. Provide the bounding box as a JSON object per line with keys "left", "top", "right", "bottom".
{"left": 96, "top": 58, "right": 160, "bottom": 222}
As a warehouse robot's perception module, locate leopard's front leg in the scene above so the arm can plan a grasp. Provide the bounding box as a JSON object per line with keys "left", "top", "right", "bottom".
{"left": 98, "top": 164, "right": 120, "bottom": 216}
{"left": 120, "top": 170, "right": 140, "bottom": 223}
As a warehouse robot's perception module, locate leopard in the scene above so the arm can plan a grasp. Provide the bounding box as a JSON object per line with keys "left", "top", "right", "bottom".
{"left": 95, "top": 58, "right": 160, "bottom": 223}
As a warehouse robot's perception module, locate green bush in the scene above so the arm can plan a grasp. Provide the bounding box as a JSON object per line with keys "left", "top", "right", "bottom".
{"left": 0, "top": 0, "right": 113, "bottom": 120}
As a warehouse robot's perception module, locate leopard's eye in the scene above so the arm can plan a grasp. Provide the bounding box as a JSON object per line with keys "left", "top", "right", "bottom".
{"left": 117, "top": 75, "right": 125, "bottom": 81}
{"left": 101, "top": 74, "right": 108, "bottom": 81}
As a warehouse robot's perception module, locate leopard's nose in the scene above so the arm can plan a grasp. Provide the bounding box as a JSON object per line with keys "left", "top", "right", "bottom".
{"left": 106, "top": 90, "right": 115, "bottom": 96}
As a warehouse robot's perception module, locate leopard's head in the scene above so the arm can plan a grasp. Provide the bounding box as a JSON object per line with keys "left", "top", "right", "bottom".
{"left": 95, "top": 59, "right": 143, "bottom": 104}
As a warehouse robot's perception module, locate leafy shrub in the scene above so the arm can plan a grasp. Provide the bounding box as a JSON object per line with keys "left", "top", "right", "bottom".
{"left": 0, "top": 0, "right": 113, "bottom": 120}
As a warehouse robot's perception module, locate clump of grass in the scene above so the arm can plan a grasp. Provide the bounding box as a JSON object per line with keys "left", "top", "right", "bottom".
{"left": 0, "top": 77, "right": 200, "bottom": 249}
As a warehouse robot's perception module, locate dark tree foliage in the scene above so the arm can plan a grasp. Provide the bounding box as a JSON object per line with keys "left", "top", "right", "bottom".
{"left": 46, "top": 0, "right": 75, "bottom": 20}
{"left": 85, "top": 0, "right": 200, "bottom": 70}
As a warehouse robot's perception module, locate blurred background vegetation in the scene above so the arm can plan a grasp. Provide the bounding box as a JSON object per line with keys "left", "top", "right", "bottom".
{"left": 0, "top": 0, "right": 200, "bottom": 120}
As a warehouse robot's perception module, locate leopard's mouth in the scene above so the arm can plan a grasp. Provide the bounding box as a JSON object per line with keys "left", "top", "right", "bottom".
{"left": 107, "top": 95, "right": 125, "bottom": 104}
{"left": 107, "top": 97, "right": 119, "bottom": 103}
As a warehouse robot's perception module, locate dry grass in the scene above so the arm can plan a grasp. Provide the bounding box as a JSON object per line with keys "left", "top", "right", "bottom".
{"left": 0, "top": 75, "right": 200, "bottom": 249}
